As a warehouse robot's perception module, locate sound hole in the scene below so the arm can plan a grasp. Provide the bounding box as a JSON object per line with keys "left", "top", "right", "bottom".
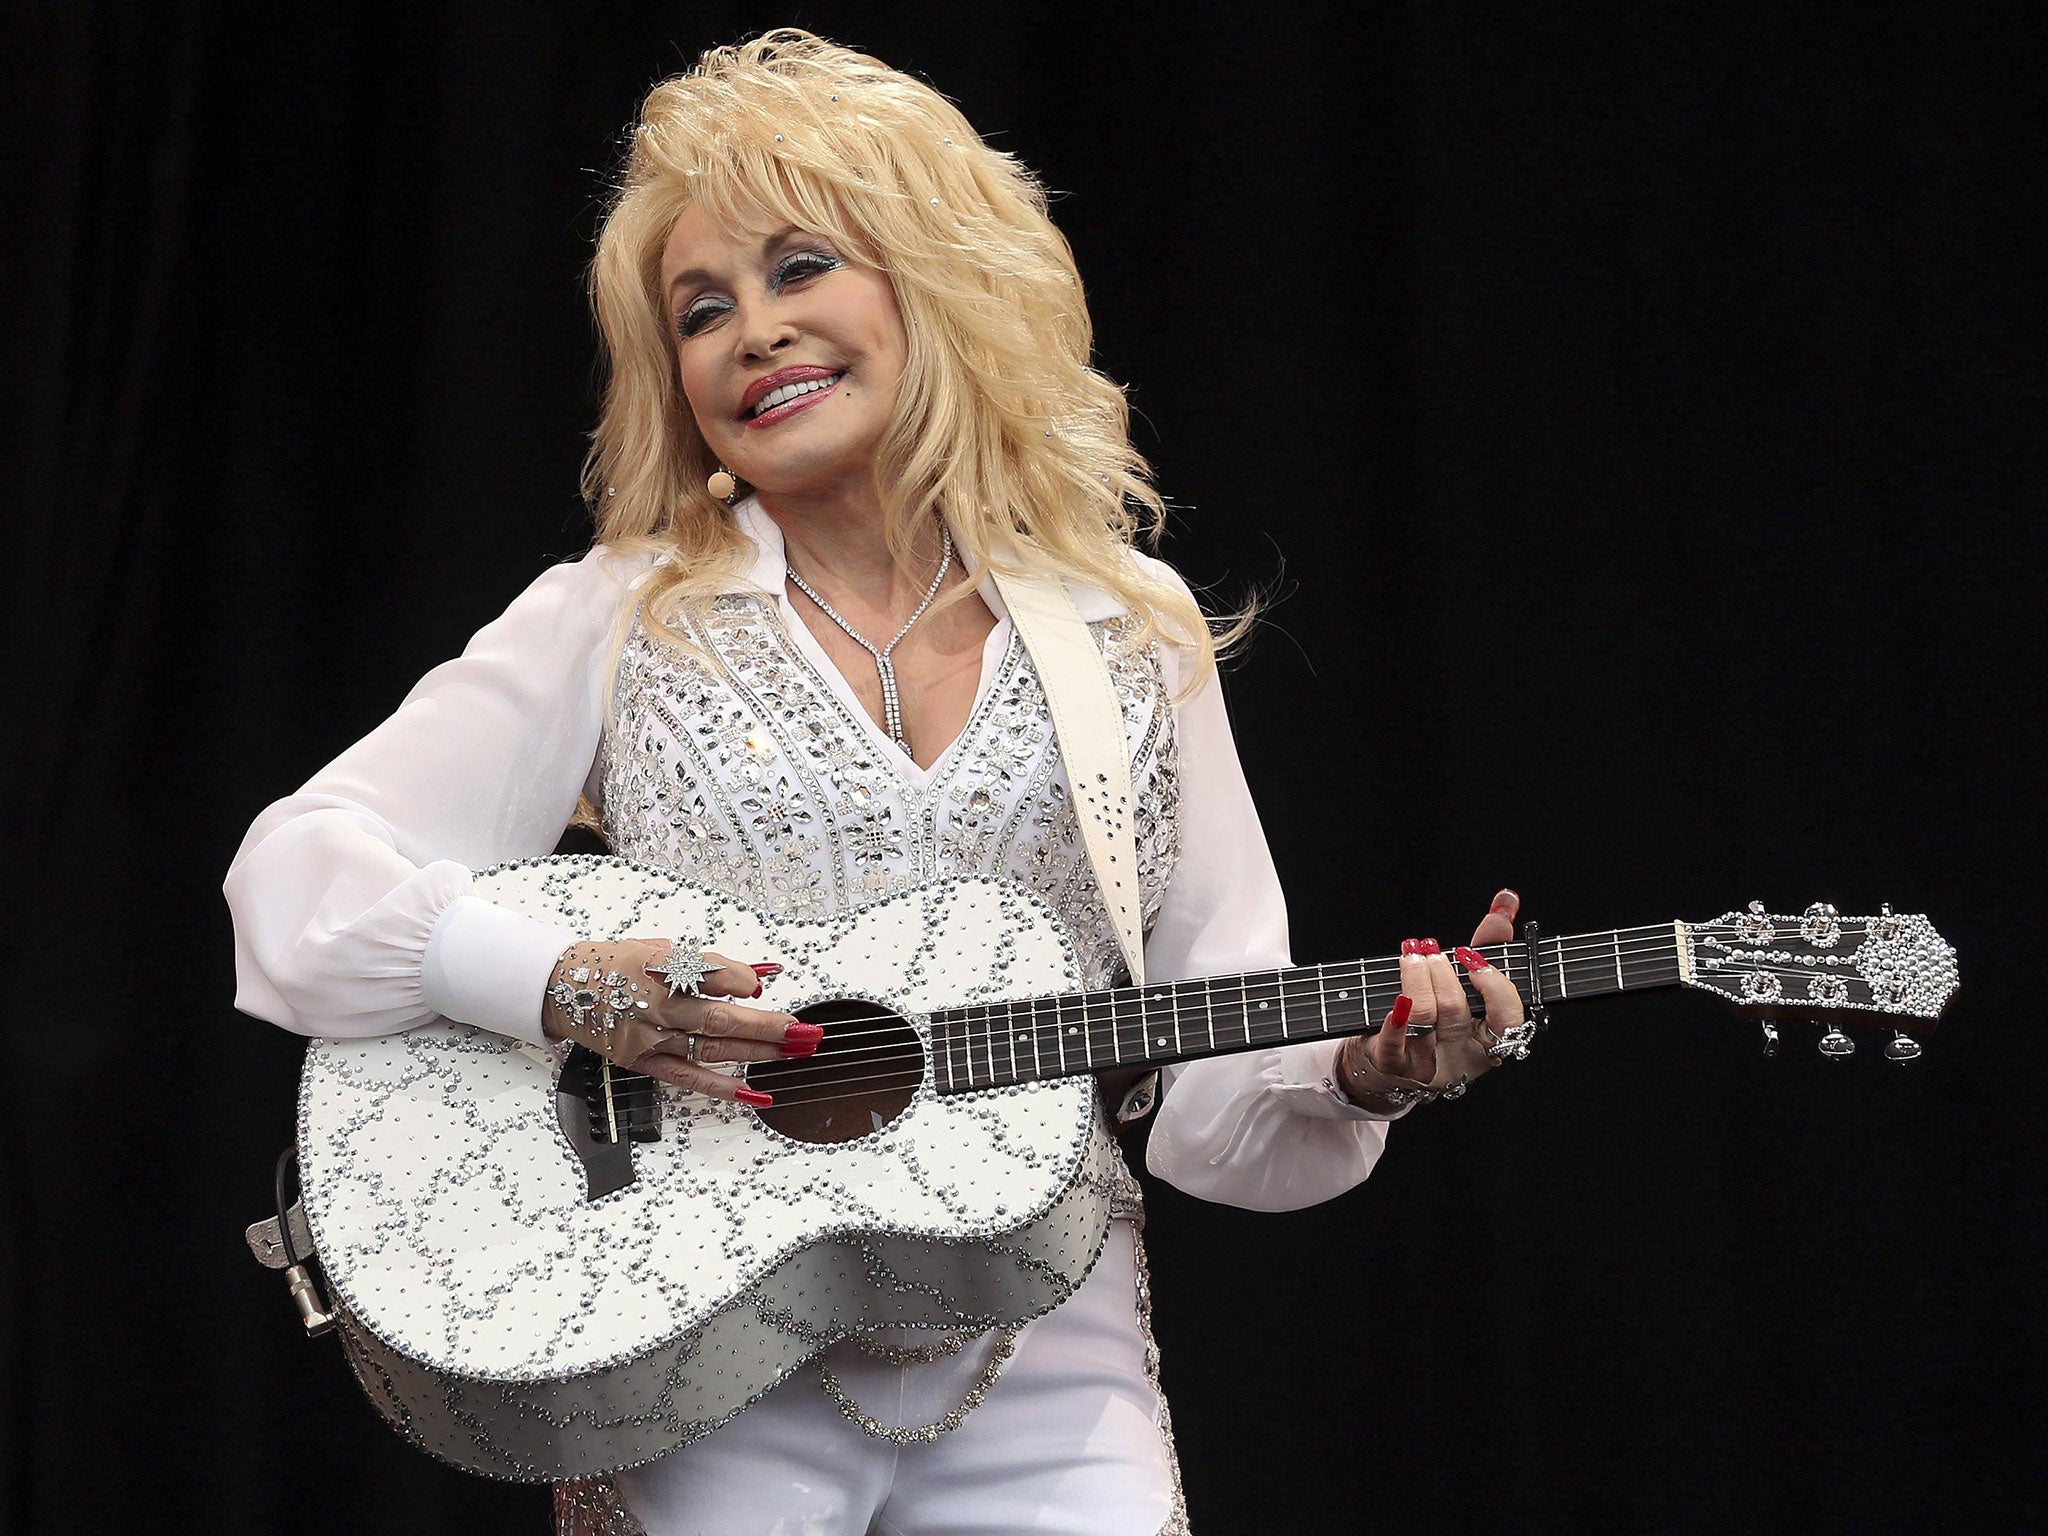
{"left": 746, "top": 997, "right": 924, "bottom": 1145}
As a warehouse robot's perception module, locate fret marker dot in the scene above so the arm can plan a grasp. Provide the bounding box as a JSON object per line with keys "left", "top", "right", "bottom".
{"left": 1337, "top": 991, "right": 1349, "bottom": 999}
{"left": 1258, "top": 1001, "right": 1269, "bottom": 1009}
{"left": 1155, "top": 1037, "right": 1166, "bottom": 1047}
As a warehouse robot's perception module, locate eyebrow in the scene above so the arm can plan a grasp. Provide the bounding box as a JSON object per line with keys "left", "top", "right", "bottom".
{"left": 666, "top": 225, "right": 808, "bottom": 299}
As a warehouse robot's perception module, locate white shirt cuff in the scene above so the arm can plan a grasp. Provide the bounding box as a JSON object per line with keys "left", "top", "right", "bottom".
{"left": 1270, "top": 1039, "right": 1413, "bottom": 1122}
{"left": 421, "top": 895, "right": 581, "bottom": 1048}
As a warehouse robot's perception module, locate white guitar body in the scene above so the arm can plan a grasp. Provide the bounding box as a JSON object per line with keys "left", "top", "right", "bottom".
{"left": 298, "top": 856, "right": 1122, "bottom": 1480}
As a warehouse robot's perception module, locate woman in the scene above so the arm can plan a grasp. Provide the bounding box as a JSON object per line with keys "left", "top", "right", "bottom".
{"left": 224, "top": 31, "right": 1528, "bottom": 1535}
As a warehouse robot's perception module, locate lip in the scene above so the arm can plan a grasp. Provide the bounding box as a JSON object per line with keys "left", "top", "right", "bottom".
{"left": 738, "top": 365, "right": 842, "bottom": 421}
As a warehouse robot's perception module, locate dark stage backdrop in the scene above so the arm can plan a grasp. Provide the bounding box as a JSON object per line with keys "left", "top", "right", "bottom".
{"left": 4, "top": 3, "right": 2040, "bottom": 1532}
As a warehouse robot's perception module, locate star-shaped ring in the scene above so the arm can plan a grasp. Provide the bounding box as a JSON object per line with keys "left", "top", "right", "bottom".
{"left": 646, "top": 944, "right": 715, "bottom": 999}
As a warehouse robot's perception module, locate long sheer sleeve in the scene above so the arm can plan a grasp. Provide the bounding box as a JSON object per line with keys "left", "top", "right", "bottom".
{"left": 223, "top": 548, "right": 647, "bottom": 1047}
{"left": 1137, "top": 558, "right": 1405, "bottom": 1213}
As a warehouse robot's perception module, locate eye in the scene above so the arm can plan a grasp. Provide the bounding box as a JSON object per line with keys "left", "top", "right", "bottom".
{"left": 772, "top": 249, "right": 841, "bottom": 289}
{"left": 676, "top": 298, "right": 731, "bottom": 339}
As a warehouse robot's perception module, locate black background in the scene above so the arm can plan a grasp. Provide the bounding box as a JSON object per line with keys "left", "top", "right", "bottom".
{"left": 4, "top": 3, "right": 2040, "bottom": 1533}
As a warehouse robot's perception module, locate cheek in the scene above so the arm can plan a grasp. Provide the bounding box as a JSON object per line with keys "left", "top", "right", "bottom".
{"left": 846, "top": 277, "right": 908, "bottom": 371}
{"left": 675, "top": 353, "right": 726, "bottom": 434}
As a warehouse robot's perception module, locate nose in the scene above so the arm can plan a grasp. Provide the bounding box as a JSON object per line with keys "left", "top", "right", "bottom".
{"left": 734, "top": 299, "right": 799, "bottom": 364}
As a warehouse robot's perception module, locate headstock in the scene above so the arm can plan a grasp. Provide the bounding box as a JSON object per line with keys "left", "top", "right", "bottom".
{"left": 1678, "top": 902, "right": 1958, "bottom": 1061}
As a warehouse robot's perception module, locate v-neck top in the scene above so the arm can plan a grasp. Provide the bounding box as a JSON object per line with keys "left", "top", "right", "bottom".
{"left": 735, "top": 500, "right": 1016, "bottom": 784}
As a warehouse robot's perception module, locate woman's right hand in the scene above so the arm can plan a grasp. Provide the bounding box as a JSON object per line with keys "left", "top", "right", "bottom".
{"left": 542, "top": 939, "right": 822, "bottom": 1104}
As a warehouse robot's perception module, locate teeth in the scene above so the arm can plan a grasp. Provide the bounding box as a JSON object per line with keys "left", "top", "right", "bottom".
{"left": 750, "top": 373, "right": 841, "bottom": 417}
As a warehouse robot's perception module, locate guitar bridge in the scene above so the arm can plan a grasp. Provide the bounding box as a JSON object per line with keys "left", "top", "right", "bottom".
{"left": 555, "top": 1046, "right": 660, "bottom": 1202}
{"left": 584, "top": 1061, "right": 663, "bottom": 1146}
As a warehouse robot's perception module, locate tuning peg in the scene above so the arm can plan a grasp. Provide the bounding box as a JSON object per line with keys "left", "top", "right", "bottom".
{"left": 1758, "top": 1019, "right": 1780, "bottom": 1058}
{"left": 1884, "top": 1031, "right": 1924, "bottom": 1064}
{"left": 1817, "top": 1021, "right": 1855, "bottom": 1059}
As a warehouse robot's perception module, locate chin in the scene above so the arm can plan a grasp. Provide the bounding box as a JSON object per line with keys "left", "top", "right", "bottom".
{"left": 738, "top": 441, "right": 882, "bottom": 497}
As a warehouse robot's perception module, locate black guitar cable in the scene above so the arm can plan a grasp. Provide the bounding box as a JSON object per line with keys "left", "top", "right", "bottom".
{"left": 273, "top": 1147, "right": 336, "bottom": 1337}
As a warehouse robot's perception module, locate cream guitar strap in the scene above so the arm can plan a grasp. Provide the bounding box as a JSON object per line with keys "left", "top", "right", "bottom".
{"left": 990, "top": 565, "right": 1146, "bottom": 987}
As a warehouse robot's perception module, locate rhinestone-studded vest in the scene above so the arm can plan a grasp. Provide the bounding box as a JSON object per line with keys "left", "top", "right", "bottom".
{"left": 599, "top": 593, "right": 1181, "bottom": 987}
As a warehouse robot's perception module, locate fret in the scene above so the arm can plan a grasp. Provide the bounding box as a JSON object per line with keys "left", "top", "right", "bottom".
{"left": 1005, "top": 1009, "right": 1018, "bottom": 1085}
{"left": 1559, "top": 939, "right": 1602, "bottom": 1001}
{"left": 1118, "top": 983, "right": 1149, "bottom": 1066}
{"left": 1076, "top": 992, "right": 1092, "bottom": 1070}
{"left": 1612, "top": 929, "right": 1624, "bottom": 993}
{"left": 1619, "top": 925, "right": 1680, "bottom": 995}
{"left": 1330, "top": 961, "right": 1371, "bottom": 1034}
{"left": 1143, "top": 985, "right": 1174, "bottom": 1060}
{"left": 1244, "top": 973, "right": 1267, "bottom": 1048}
{"left": 1052, "top": 996, "right": 1067, "bottom": 1076}
{"left": 1228, "top": 978, "right": 1261, "bottom": 1056}
{"left": 1203, "top": 975, "right": 1216, "bottom": 1054}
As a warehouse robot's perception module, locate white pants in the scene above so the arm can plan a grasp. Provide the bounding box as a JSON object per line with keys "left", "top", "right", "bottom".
{"left": 607, "top": 1221, "right": 1185, "bottom": 1536}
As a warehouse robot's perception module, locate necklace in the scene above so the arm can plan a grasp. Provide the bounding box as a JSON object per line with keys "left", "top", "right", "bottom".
{"left": 786, "top": 524, "right": 955, "bottom": 754}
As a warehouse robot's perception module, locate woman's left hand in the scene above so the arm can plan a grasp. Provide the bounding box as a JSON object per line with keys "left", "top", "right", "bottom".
{"left": 1336, "top": 888, "right": 1529, "bottom": 1108}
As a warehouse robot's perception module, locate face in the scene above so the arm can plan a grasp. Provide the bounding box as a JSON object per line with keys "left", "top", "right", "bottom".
{"left": 661, "top": 202, "right": 909, "bottom": 503}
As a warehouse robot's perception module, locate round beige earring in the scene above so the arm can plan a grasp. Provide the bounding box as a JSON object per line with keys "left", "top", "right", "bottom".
{"left": 706, "top": 467, "right": 737, "bottom": 502}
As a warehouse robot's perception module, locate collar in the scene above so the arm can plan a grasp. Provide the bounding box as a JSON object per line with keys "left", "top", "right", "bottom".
{"left": 725, "top": 496, "right": 1128, "bottom": 623}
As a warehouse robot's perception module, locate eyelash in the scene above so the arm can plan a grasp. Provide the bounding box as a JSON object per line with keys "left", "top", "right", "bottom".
{"left": 677, "top": 250, "right": 842, "bottom": 338}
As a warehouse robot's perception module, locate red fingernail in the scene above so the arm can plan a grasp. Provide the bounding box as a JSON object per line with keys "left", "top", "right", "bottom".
{"left": 751, "top": 982, "right": 764, "bottom": 998}
{"left": 778, "top": 1039, "right": 819, "bottom": 1058}
{"left": 751, "top": 963, "right": 784, "bottom": 980}
{"left": 1388, "top": 995, "right": 1413, "bottom": 1028}
{"left": 1491, "top": 891, "right": 1519, "bottom": 914}
{"left": 736, "top": 1087, "right": 773, "bottom": 1108}
{"left": 785, "top": 1022, "right": 824, "bottom": 1044}
{"left": 1455, "top": 946, "right": 1492, "bottom": 971}
{"left": 1420, "top": 938, "right": 1441, "bottom": 956}
{"left": 1400, "top": 938, "right": 1422, "bottom": 956}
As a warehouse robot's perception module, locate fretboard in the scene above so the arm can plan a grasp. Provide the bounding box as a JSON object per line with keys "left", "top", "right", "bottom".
{"left": 927, "top": 924, "right": 1687, "bottom": 1094}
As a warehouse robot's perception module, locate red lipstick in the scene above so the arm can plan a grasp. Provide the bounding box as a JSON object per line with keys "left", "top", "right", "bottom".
{"left": 739, "top": 365, "right": 842, "bottom": 424}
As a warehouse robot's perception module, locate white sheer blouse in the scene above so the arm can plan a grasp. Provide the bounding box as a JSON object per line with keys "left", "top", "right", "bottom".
{"left": 223, "top": 504, "right": 1401, "bottom": 1212}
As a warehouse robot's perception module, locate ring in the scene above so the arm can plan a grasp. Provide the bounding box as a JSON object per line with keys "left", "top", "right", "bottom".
{"left": 647, "top": 943, "right": 714, "bottom": 999}
{"left": 683, "top": 1032, "right": 702, "bottom": 1064}
{"left": 1487, "top": 1019, "right": 1537, "bottom": 1062}
{"left": 1400, "top": 1022, "right": 1436, "bottom": 1036}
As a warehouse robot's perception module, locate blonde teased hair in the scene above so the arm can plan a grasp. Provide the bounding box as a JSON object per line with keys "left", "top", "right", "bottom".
{"left": 583, "top": 29, "right": 1230, "bottom": 682}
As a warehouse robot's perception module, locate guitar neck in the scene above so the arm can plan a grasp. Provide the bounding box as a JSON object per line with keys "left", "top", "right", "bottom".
{"left": 928, "top": 924, "right": 1688, "bottom": 1095}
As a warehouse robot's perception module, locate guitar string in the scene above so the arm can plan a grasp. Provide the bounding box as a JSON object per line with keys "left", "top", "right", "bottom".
{"left": 649, "top": 920, "right": 1891, "bottom": 1045}
{"left": 599, "top": 977, "right": 1906, "bottom": 1124}
{"left": 601, "top": 962, "right": 1897, "bottom": 1109}
{"left": 679, "top": 935, "right": 1893, "bottom": 1051}
{"left": 613, "top": 924, "right": 1905, "bottom": 1057}
{"left": 664, "top": 977, "right": 1697, "bottom": 1095}
{"left": 602, "top": 1059, "right": 928, "bottom": 1105}
{"left": 738, "top": 941, "right": 1642, "bottom": 1039}
{"left": 669, "top": 958, "right": 1882, "bottom": 1058}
